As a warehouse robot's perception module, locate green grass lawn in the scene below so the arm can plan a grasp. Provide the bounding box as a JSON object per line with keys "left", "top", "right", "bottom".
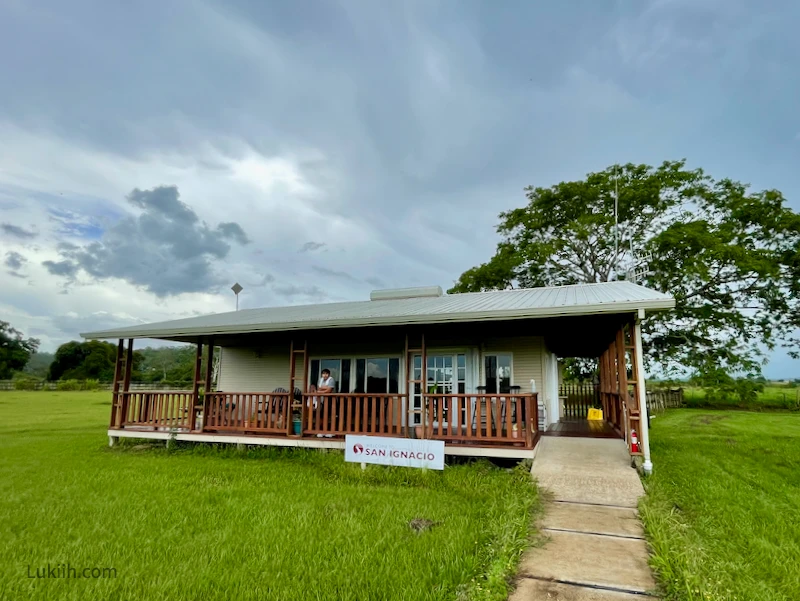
{"left": 641, "top": 410, "right": 800, "bottom": 601}
{"left": 0, "top": 392, "right": 539, "bottom": 601}
{"left": 681, "top": 386, "right": 800, "bottom": 411}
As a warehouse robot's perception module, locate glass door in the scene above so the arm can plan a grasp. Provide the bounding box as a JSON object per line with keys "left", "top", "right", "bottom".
{"left": 411, "top": 353, "right": 466, "bottom": 425}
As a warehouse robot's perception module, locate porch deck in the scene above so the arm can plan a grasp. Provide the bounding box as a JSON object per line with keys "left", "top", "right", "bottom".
{"left": 544, "top": 419, "right": 620, "bottom": 439}
{"left": 108, "top": 390, "right": 541, "bottom": 458}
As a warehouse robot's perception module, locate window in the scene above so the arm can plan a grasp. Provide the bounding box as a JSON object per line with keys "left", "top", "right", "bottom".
{"left": 309, "top": 359, "right": 351, "bottom": 393}
{"left": 484, "top": 354, "right": 513, "bottom": 393}
{"left": 425, "top": 354, "right": 466, "bottom": 394}
{"left": 311, "top": 357, "right": 399, "bottom": 394}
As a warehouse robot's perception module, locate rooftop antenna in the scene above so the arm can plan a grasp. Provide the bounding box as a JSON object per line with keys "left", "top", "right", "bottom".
{"left": 231, "top": 282, "right": 243, "bottom": 311}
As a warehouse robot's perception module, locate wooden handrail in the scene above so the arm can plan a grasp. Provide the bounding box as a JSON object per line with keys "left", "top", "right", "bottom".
{"left": 114, "top": 389, "right": 539, "bottom": 449}
{"left": 117, "top": 391, "right": 194, "bottom": 431}
{"left": 203, "top": 392, "right": 291, "bottom": 434}
{"left": 302, "top": 393, "right": 408, "bottom": 437}
{"left": 421, "top": 393, "right": 537, "bottom": 446}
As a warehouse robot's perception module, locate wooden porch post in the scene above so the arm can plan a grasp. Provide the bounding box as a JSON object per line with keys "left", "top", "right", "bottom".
{"left": 110, "top": 339, "right": 124, "bottom": 428}
{"left": 203, "top": 340, "right": 214, "bottom": 394}
{"left": 288, "top": 340, "right": 308, "bottom": 437}
{"left": 190, "top": 341, "right": 203, "bottom": 431}
{"left": 632, "top": 311, "right": 653, "bottom": 473}
{"left": 609, "top": 345, "right": 617, "bottom": 428}
{"left": 197, "top": 338, "right": 214, "bottom": 432}
{"left": 119, "top": 338, "right": 134, "bottom": 424}
{"left": 615, "top": 323, "right": 629, "bottom": 444}
{"left": 405, "top": 332, "right": 426, "bottom": 438}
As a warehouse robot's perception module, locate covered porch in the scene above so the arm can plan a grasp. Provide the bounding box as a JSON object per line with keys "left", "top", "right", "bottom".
{"left": 82, "top": 283, "right": 671, "bottom": 465}
{"left": 103, "top": 310, "right": 650, "bottom": 463}
{"left": 541, "top": 311, "right": 651, "bottom": 471}
{"left": 106, "top": 325, "right": 542, "bottom": 458}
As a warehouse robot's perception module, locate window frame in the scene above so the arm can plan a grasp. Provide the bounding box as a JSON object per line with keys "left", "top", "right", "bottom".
{"left": 482, "top": 352, "right": 515, "bottom": 393}
{"left": 308, "top": 354, "right": 404, "bottom": 394}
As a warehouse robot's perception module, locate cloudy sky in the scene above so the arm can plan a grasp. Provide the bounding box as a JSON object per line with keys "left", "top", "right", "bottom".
{"left": 1, "top": 0, "right": 798, "bottom": 377}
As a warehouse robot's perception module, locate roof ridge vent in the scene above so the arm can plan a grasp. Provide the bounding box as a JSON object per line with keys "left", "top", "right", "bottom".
{"left": 370, "top": 286, "right": 443, "bottom": 301}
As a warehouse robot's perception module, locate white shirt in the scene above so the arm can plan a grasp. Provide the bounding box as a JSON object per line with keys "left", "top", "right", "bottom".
{"left": 317, "top": 376, "right": 336, "bottom": 391}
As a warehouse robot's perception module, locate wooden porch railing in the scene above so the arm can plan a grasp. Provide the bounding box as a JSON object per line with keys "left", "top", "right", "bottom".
{"left": 302, "top": 393, "right": 408, "bottom": 437}
{"left": 111, "top": 390, "right": 539, "bottom": 449}
{"left": 423, "top": 394, "right": 537, "bottom": 446}
{"left": 559, "top": 383, "right": 600, "bottom": 419}
{"left": 115, "top": 391, "right": 195, "bottom": 430}
{"left": 203, "top": 392, "right": 291, "bottom": 434}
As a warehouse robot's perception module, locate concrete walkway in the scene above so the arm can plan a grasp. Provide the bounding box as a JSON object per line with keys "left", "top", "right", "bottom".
{"left": 511, "top": 437, "right": 658, "bottom": 600}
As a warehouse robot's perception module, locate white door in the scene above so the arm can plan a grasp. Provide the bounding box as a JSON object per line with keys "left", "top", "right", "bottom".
{"left": 410, "top": 352, "right": 467, "bottom": 426}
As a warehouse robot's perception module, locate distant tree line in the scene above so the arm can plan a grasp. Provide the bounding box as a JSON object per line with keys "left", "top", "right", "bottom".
{"left": 2, "top": 320, "right": 198, "bottom": 384}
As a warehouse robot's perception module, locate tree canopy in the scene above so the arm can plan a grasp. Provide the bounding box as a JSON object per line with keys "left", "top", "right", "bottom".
{"left": 450, "top": 160, "right": 800, "bottom": 376}
{"left": 47, "top": 341, "right": 121, "bottom": 381}
{"left": 0, "top": 321, "right": 40, "bottom": 379}
{"left": 136, "top": 345, "right": 196, "bottom": 383}
{"left": 45, "top": 341, "right": 198, "bottom": 383}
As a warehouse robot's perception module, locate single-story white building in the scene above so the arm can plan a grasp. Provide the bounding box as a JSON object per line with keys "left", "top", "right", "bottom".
{"left": 82, "top": 281, "right": 674, "bottom": 468}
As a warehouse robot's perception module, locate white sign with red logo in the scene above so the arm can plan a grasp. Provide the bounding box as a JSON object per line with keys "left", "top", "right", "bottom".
{"left": 345, "top": 435, "right": 445, "bottom": 470}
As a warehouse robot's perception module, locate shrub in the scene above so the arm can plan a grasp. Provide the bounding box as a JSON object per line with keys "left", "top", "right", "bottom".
{"left": 56, "top": 379, "right": 82, "bottom": 391}
{"left": 83, "top": 379, "right": 101, "bottom": 391}
{"left": 13, "top": 378, "right": 39, "bottom": 391}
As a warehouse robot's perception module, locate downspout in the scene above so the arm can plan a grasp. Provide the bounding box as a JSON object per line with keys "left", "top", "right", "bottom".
{"left": 634, "top": 309, "right": 653, "bottom": 474}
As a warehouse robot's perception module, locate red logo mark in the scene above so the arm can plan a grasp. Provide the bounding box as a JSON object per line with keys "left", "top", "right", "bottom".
{"left": 353, "top": 444, "right": 364, "bottom": 454}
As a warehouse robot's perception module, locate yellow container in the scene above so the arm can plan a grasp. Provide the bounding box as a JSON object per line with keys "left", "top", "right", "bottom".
{"left": 587, "top": 408, "right": 604, "bottom": 421}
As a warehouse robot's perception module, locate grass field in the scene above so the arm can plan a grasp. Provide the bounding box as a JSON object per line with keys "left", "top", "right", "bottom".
{"left": 679, "top": 386, "right": 800, "bottom": 411}
{"left": 641, "top": 410, "right": 800, "bottom": 601}
{"left": 0, "top": 392, "right": 539, "bottom": 601}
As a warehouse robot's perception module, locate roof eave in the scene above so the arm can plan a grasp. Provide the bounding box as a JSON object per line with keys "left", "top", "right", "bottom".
{"left": 80, "top": 298, "right": 675, "bottom": 341}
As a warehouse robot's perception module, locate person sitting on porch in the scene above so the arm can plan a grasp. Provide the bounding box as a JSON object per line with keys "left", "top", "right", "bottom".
{"left": 308, "top": 369, "right": 336, "bottom": 409}
{"left": 308, "top": 369, "right": 336, "bottom": 438}
{"left": 317, "top": 369, "right": 336, "bottom": 393}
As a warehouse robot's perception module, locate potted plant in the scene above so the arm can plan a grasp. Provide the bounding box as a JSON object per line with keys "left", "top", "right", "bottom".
{"left": 244, "top": 413, "right": 257, "bottom": 429}
{"left": 413, "top": 412, "right": 432, "bottom": 439}
{"left": 292, "top": 411, "right": 302, "bottom": 435}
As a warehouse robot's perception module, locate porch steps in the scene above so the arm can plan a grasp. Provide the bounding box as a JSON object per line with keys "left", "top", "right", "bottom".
{"left": 511, "top": 437, "right": 659, "bottom": 599}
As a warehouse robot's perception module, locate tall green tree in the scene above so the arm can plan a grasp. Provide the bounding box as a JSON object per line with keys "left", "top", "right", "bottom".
{"left": 47, "top": 341, "right": 143, "bottom": 382}
{"left": 136, "top": 345, "right": 196, "bottom": 382}
{"left": 0, "top": 321, "right": 40, "bottom": 379}
{"left": 450, "top": 160, "right": 800, "bottom": 376}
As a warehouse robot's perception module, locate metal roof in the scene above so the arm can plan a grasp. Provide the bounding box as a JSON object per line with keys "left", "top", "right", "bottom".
{"left": 80, "top": 281, "right": 675, "bottom": 341}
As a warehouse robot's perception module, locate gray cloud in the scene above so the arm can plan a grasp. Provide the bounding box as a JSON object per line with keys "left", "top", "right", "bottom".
{"left": 311, "top": 265, "right": 360, "bottom": 283}
{"left": 246, "top": 273, "right": 276, "bottom": 287}
{"left": 1, "top": 223, "right": 37, "bottom": 239}
{"left": 0, "top": 0, "right": 798, "bottom": 377}
{"left": 4, "top": 250, "right": 26, "bottom": 270}
{"left": 42, "top": 259, "right": 79, "bottom": 277}
{"left": 217, "top": 222, "right": 249, "bottom": 245}
{"left": 272, "top": 283, "right": 328, "bottom": 301}
{"left": 299, "top": 241, "right": 326, "bottom": 253}
{"left": 51, "top": 311, "right": 143, "bottom": 338}
{"left": 43, "top": 186, "right": 250, "bottom": 296}
{"left": 364, "top": 276, "right": 386, "bottom": 289}
{"left": 127, "top": 186, "right": 199, "bottom": 223}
